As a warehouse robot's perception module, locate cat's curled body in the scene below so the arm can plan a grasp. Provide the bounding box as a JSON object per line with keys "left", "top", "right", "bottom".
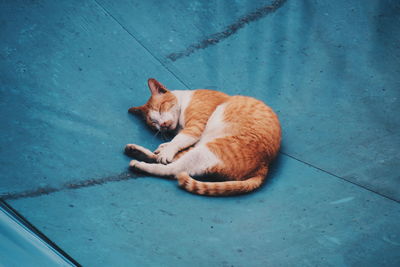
{"left": 126, "top": 78, "right": 281, "bottom": 196}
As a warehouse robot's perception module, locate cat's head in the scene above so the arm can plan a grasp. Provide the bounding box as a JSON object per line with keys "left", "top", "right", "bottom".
{"left": 128, "top": 78, "right": 180, "bottom": 132}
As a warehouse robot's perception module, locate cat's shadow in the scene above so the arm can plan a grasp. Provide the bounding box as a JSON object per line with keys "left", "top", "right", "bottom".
{"left": 264, "top": 152, "right": 284, "bottom": 187}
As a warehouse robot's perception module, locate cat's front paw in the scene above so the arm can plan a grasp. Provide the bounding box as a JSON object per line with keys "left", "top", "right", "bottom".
{"left": 156, "top": 147, "right": 175, "bottom": 164}
{"left": 154, "top": 142, "right": 170, "bottom": 154}
{"left": 125, "top": 144, "right": 140, "bottom": 157}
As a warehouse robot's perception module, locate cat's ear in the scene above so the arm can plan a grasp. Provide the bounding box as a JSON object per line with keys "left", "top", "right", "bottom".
{"left": 128, "top": 105, "right": 147, "bottom": 115}
{"left": 148, "top": 78, "right": 168, "bottom": 95}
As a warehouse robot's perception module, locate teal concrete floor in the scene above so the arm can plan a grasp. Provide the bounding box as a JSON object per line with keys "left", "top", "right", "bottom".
{"left": 1, "top": 0, "right": 399, "bottom": 266}
{"left": 0, "top": 201, "right": 78, "bottom": 266}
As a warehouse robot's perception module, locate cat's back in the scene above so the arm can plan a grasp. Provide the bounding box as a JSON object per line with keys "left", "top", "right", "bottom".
{"left": 190, "top": 89, "right": 230, "bottom": 107}
{"left": 185, "top": 90, "right": 280, "bottom": 145}
{"left": 222, "top": 95, "right": 281, "bottom": 154}
{"left": 225, "top": 95, "right": 280, "bottom": 130}
{"left": 183, "top": 89, "right": 230, "bottom": 126}
{"left": 204, "top": 94, "right": 281, "bottom": 179}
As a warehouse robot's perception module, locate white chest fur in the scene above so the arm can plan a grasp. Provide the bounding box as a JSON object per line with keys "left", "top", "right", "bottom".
{"left": 171, "top": 90, "right": 194, "bottom": 129}
{"left": 198, "top": 103, "right": 228, "bottom": 145}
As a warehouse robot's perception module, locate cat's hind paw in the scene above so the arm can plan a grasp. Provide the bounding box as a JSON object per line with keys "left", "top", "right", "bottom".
{"left": 129, "top": 160, "right": 145, "bottom": 174}
{"left": 129, "top": 159, "right": 139, "bottom": 168}
{"left": 129, "top": 160, "right": 150, "bottom": 175}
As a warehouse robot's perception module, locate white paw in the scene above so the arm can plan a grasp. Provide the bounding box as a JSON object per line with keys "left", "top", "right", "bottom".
{"left": 129, "top": 159, "right": 139, "bottom": 168}
{"left": 125, "top": 144, "right": 138, "bottom": 154}
{"left": 154, "top": 142, "right": 170, "bottom": 154}
{"left": 156, "top": 147, "right": 175, "bottom": 164}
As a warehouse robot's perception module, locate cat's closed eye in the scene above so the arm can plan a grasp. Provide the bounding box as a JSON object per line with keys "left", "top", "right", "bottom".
{"left": 160, "top": 101, "right": 173, "bottom": 112}
{"left": 147, "top": 118, "right": 157, "bottom": 126}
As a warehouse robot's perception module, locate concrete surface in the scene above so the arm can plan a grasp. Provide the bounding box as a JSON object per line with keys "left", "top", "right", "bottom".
{"left": 1, "top": 0, "right": 399, "bottom": 266}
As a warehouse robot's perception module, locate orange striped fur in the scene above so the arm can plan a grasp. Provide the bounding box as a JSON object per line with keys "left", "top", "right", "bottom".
{"left": 126, "top": 78, "right": 281, "bottom": 196}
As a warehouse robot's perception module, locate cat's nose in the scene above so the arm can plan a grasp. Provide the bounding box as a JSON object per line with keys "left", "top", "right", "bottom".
{"left": 160, "top": 120, "right": 173, "bottom": 130}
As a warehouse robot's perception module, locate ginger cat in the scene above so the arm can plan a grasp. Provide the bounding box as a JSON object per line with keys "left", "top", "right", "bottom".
{"left": 125, "top": 78, "right": 281, "bottom": 196}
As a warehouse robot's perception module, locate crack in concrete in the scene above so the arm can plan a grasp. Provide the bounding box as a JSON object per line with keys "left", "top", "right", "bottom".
{"left": 1, "top": 171, "right": 139, "bottom": 201}
{"left": 166, "top": 0, "right": 287, "bottom": 61}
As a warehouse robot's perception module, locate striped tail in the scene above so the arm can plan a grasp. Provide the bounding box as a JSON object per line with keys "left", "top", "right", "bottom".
{"left": 176, "top": 167, "right": 268, "bottom": 196}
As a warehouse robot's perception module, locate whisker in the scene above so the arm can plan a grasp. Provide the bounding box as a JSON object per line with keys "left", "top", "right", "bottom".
{"left": 153, "top": 130, "right": 161, "bottom": 139}
{"left": 161, "top": 132, "right": 168, "bottom": 141}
